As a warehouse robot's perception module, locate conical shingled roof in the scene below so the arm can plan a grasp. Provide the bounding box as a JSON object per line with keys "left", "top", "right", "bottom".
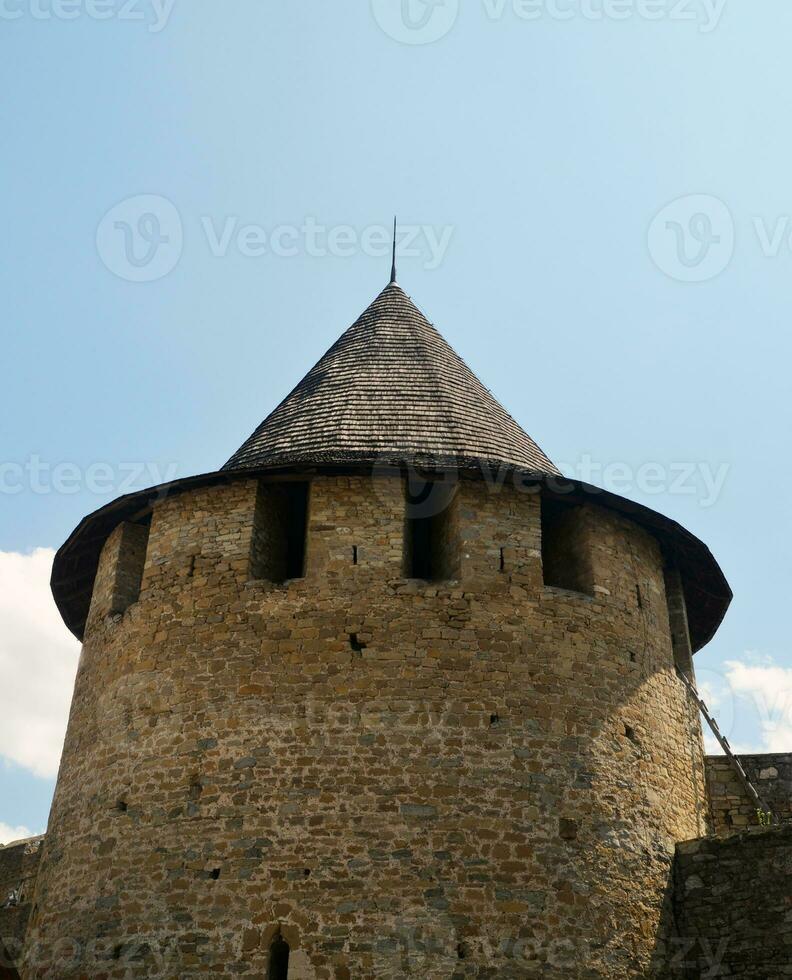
{"left": 223, "top": 282, "right": 560, "bottom": 475}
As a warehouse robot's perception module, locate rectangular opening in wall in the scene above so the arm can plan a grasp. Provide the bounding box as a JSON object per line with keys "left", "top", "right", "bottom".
{"left": 111, "top": 515, "right": 151, "bottom": 614}
{"left": 251, "top": 481, "right": 309, "bottom": 583}
{"left": 541, "top": 497, "right": 593, "bottom": 595}
{"left": 404, "top": 479, "right": 459, "bottom": 581}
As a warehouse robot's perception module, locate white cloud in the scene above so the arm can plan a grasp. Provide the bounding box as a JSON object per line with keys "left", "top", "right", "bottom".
{"left": 0, "top": 549, "right": 80, "bottom": 779}
{"left": 696, "top": 674, "right": 730, "bottom": 715}
{"left": 0, "top": 822, "right": 34, "bottom": 847}
{"left": 692, "top": 654, "right": 792, "bottom": 756}
{"left": 723, "top": 657, "right": 792, "bottom": 753}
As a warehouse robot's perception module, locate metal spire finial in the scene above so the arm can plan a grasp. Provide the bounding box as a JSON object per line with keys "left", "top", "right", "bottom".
{"left": 390, "top": 216, "right": 397, "bottom": 284}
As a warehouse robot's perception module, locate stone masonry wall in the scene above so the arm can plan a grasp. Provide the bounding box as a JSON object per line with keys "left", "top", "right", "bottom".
{"left": 25, "top": 475, "right": 708, "bottom": 979}
{"left": 673, "top": 825, "right": 792, "bottom": 978}
{"left": 0, "top": 838, "right": 42, "bottom": 976}
{"left": 705, "top": 752, "right": 792, "bottom": 834}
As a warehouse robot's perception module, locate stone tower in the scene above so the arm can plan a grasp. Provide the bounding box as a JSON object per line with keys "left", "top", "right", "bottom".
{"left": 24, "top": 281, "right": 730, "bottom": 978}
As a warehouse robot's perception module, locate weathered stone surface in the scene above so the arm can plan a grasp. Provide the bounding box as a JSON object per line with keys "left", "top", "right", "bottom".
{"left": 23, "top": 476, "right": 712, "bottom": 978}
{"left": 672, "top": 825, "right": 792, "bottom": 978}
{"left": 705, "top": 752, "right": 792, "bottom": 834}
{"left": 0, "top": 838, "right": 42, "bottom": 976}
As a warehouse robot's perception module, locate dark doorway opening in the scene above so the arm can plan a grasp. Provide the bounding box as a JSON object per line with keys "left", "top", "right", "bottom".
{"left": 267, "top": 935, "right": 290, "bottom": 979}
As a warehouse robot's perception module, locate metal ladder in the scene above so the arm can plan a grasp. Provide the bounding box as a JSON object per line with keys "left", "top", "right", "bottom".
{"left": 676, "top": 667, "right": 775, "bottom": 823}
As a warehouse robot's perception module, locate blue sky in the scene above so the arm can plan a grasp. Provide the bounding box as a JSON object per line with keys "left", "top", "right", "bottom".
{"left": 2, "top": 0, "right": 792, "bottom": 838}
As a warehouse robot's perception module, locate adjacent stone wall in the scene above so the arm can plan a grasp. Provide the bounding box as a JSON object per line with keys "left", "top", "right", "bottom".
{"left": 705, "top": 752, "right": 792, "bottom": 833}
{"left": 1, "top": 838, "right": 42, "bottom": 976}
{"left": 673, "top": 825, "right": 792, "bottom": 978}
{"left": 25, "top": 475, "right": 708, "bottom": 979}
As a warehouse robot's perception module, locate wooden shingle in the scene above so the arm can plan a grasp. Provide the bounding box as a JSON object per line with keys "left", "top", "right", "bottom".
{"left": 223, "top": 283, "right": 559, "bottom": 475}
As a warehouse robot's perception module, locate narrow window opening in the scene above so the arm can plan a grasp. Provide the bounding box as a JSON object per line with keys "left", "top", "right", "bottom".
{"left": 403, "top": 478, "right": 459, "bottom": 581}
{"left": 407, "top": 509, "right": 432, "bottom": 579}
{"left": 499, "top": 547, "right": 505, "bottom": 573}
{"left": 629, "top": 651, "right": 637, "bottom": 663}
{"left": 210, "top": 868, "right": 221, "bottom": 880}
{"left": 251, "top": 482, "right": 309, "bottom": 583}
{"left": 188, "top": 554, "right": 197, "bottom": 578}
{"left": 541, "top": 497, "right": 593, "bottom": 595}
{"left": 489, "top": 713, "right": 500, "bottom": 726}
{"left": 268, "top": 934, "right": 290, "bottom": 980}
{"left": 624, "top": 724, "right": 638, "bottom": 744}
{"left": 352, "top": 545, "right": 358, "bottom": 566}
{"left": 349, "top": 633, "right": 367, "bottom": 654}
{"left": 111, "top": 514, "right": 151, "bottom": 615}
